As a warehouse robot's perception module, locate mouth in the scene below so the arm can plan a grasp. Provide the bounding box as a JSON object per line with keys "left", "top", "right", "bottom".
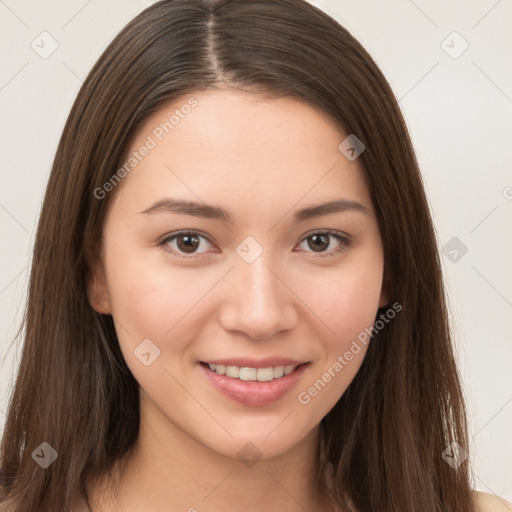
{"left": 200, "top": 362, "right": 307, "bottom": 382}
{"left": 199, "top": 360, "right": 310, "bottom": 406}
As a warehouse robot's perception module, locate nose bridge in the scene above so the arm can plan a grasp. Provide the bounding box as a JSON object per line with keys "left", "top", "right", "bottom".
{"left": 218, "top": 245, "right": 297, "bottom": 338}
{"left": 241, "top": 252, "right": 281, "bottom": 308}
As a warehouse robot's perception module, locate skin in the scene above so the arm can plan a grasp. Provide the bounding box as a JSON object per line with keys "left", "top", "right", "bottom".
{"left": 86, "top": 87, "right": 390, "bottom": 512}
{"left": 474, "top": 492, "right": 512, "bottom": 512}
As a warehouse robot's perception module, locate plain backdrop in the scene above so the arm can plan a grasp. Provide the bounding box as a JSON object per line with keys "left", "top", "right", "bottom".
{"left": 1, "top": 0, "right": 511, "bottom": 503}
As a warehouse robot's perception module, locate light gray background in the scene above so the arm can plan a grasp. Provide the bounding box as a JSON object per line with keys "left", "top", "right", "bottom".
{"left": 1, "top": 0, "right": 511, "bottom": 502}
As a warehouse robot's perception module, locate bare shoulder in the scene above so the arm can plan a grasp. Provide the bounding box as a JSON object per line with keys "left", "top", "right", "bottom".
{"left": 474, "top": 490, "right": 512, "bottom": 512}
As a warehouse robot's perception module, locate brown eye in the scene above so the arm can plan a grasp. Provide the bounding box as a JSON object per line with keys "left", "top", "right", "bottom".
{"left": 161, "top": 231, "right": 214, "bottom": 257}
{"left": 176, "top": 234, "right": 200, "bottom": 253}
{"left": 297, "top": 231, "right": 350, "bottom": 257}
{"left": 307, "top": 233, "right": 330, "bottom": 252}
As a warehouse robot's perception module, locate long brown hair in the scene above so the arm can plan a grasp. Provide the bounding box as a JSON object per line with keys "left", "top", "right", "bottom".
{"left": 0, "top": 0, "right": 475, "bottom": 510}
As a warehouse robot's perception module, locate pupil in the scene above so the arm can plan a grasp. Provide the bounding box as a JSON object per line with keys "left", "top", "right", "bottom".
{"left": 309, "top": 234, "right": 329, "bottom": 252}
{"left": 177, "top": 234, "right": 199, "bottom": 253}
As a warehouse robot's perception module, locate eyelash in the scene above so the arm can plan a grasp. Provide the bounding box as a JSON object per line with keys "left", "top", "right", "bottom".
{"left": 158, "top": 230, "right": 351, "bottom": 259}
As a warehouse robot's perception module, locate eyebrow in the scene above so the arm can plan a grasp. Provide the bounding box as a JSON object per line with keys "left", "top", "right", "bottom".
{"left": 139, "top": 197, "right": 371, "bottom": 223}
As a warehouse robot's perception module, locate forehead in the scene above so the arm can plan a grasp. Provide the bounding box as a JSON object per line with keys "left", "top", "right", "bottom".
{"left": 110, "top": 88, "right": 372, "bottom": 218}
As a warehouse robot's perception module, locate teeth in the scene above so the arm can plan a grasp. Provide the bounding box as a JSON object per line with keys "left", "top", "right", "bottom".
{"left": 225, "top": 365, "right": 240, "bottom": 378}
{"left": 239, "top": 367, "right": 257, "bottom": 381}
{"left": 207, "top": 363, "right": 300, "bottom": 381}
{"left": 273, "top": 366, "right": 284, "bottom": 378}
{"left": 284, "top": 365, "right": 296, "bottom": 375}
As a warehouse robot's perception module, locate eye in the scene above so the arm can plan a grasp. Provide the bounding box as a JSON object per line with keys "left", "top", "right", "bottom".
{"left": 296, "top": 231, "right": 351, "bottom": 257}
{"left": 159, "top": 230, "right": 351, "bottom": 259}
{"left": 160, "top": 231, "right": 216, "bottom": 258}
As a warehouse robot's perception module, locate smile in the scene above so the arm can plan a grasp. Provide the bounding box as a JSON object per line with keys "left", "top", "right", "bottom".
{"left": 200, "top": 362, "right": 310, "bottom": 406}
{"left": 207, "top": 363, "right": 299, "bottom": 382}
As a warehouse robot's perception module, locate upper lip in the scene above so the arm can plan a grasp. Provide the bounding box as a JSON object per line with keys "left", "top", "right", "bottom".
{"left": 201, "top": 358, "right": 308, "bottom": 368}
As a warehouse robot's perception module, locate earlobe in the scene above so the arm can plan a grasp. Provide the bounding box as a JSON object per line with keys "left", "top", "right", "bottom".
{"left": 378, "top": 272, "right": 391, "bottom": 309}
{"left": 87, "top": 266, "right": 112, "bottom": 315}
{"left": 378, "top": 292, "right": 389, "bottom": 309}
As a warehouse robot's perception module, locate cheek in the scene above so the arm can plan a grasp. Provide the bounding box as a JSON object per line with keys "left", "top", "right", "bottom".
{"left": 300, "top": 256, "right": 384, "bottom": 345}
{"left": 295, "top": 266, "right": 381, "bottom": 418}
{"left": 114, "top": 275, "right": 199, "bottom": 337}
{"left": 103, "top": 238, "right": 202, "bottom": 353}
{"left": 104, "top": 261, "right": 207, "bottom": 394}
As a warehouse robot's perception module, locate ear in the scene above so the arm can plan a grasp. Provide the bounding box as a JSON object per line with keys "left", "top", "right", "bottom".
{"left": 378, "top": 269, "right": 391, "bottom": 309}
{"left": 87, "top": 260, "right": 112, "bottom": 315}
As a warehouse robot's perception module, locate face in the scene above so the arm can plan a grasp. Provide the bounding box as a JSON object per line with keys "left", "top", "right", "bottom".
{"left": 90, "top": 88, "right": 388, "bottom": 461}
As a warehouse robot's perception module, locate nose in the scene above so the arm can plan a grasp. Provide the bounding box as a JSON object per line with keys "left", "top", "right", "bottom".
{"left": 217, "top": 253, "right": 298, "bottom": 339}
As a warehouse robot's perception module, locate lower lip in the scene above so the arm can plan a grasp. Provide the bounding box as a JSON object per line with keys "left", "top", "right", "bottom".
{"left": 200, "top": 362, "right": 309, "bottom": 406}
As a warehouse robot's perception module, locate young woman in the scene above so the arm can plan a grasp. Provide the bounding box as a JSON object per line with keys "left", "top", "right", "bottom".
{"left": 0, "top": 1, "right": 509, "bottom": 511}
